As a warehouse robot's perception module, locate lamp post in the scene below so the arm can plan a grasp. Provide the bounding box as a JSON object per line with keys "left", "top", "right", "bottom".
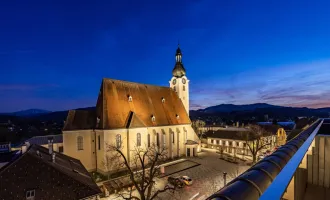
{"left": 223, "top": 172, "right": 227, "bottom": 186}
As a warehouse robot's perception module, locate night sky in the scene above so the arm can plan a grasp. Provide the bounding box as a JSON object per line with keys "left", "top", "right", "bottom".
{"left": 1, "top": 0, "right": 330, "bottom": 112}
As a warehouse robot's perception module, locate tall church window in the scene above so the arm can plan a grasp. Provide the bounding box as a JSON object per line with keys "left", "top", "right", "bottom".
{"left": 156, "top": 133, "right": 160, "bottom": 146}
{"left": 163, "top": 133, "right": 166, "bottom": 146}
{"left": 77, "top": 136, "right": 83, "bottom": 150}
{"left": 116, "top": 134, "right": 121, "bottom": 148}
{"left": 172, "top": 132, "right": 175, "bottom": 144}
{"left": 183, "top": 85, "right": 185, "bottom": 91}
{"left": 147, "top": 134, "right": 150, "bottom": 147}
{"left": 137, "top": 133, "right": 141, "bottom": 147}
{"left": 98, "top": 135, "right": 101, "bottom": 150}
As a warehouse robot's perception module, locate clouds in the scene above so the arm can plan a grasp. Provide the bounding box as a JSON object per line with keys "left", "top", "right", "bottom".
{"left": 190, "top": 59, "right": 330, "bottom": 109}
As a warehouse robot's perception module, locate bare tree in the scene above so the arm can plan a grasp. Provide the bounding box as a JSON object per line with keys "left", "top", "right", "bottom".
{"left": 105, "top": 142, "right": 176, "bottom": 200}
{"left": 192, "top": 119, "right": 206, "bottom": 139}
{"left": 238, "top": 125, "right": 272, "bottom": 164}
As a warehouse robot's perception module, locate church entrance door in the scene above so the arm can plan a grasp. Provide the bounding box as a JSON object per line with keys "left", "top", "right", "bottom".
{"left": 187, "top": 148, "right": 190, "bottom": 156}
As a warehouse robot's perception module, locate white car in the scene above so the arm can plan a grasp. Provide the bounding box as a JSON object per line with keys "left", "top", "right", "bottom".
{"left": 180, "top": 176, "right": 193, "bottom": 186}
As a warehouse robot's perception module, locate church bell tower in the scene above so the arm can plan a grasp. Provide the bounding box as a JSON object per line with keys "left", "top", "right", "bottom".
{"left": 169, "top": 44, "right": 190, "bottom": 116}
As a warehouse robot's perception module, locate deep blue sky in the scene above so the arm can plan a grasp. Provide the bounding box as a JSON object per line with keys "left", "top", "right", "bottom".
{"left": 1, "top": 0, "right": 330, "bottom": 112}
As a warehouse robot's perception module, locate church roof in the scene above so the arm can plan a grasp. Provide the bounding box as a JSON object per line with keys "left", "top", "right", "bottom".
{"left": 63, "top": 78, "right": 191, "bottom": 130}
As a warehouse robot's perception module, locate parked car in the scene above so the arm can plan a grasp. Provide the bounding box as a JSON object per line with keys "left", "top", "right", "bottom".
{"left": 167, "top": 176, "right": 184, "bottom": 188}
{"left": 180, "top": 176, "right": 193, "bottom": 186}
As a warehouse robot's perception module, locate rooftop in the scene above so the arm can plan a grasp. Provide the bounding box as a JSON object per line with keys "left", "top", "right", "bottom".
{"left": 25, "top": 134, "right": 63, "bottom": 146}
{"left": 0, "top": 145, "right": 101, "bottom": 200}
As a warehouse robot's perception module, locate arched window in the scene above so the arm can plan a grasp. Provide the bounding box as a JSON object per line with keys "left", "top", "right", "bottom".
{"left": 137, "top": 133, "right": 141, "bottom": 147}
{"left": 147, "top": 134, "right": 150, "bottom": 147}
{"left": 116, "top": 134, "right": 121, "bottom": 149}
{"left": 77, "top": 136, "right": 83, "bottom": 150}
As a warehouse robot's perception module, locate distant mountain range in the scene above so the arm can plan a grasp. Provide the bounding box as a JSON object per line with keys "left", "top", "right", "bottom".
{"left": 1, "top": 103, "right": 330, "bottom": 123}
{"left": 190, "top": 103, "right": 330, "bottom": 118}
{"left": 1, "top": 109, "right": 51, "bottom": 117}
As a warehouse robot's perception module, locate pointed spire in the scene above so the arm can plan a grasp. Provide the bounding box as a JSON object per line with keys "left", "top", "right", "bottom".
{"left": 172, "top": 44, "right": 186, "bottom": 77}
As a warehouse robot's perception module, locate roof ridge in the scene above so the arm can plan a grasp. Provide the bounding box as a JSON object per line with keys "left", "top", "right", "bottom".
{"left": 28, "top": 145, "right": 100, "bottom": 194}
{"left": 102, "top": 77, "right": 171, "bottom": 89}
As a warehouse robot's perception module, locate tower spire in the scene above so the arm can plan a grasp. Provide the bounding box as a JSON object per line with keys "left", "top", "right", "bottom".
{"left": 172, "top": 44, "right": 186, "bottom": 77}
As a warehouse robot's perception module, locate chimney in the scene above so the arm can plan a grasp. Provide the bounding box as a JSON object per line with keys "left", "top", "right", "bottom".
{"left": 21, "top": 145, "right": 27, "bottom": 154}
{"left": 52, "top": 153, "right": 56, "bottom": 163}
{"left": 48, "top": 136, "right": 54, "bottom": 155}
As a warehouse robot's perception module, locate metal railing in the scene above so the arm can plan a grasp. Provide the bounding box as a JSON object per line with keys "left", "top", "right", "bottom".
{"left": 259, "top": 119, "right": 324, "bottom": 200}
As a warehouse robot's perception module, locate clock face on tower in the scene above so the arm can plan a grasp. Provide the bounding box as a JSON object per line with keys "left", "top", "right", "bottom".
{"left": 182, "top": 78, "right": 186, "bottom": 84}
{"left": 172, "top": 79, "right": 176, "bottom": 85}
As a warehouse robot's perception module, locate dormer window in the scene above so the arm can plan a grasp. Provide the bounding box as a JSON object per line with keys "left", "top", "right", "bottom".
{"left": 176, "top": 114, "right": 180, "bottom": 119}
{"left": 128, "top": 95, "right": 132, "bottom": 102}
{"left": 161, "top": 97, "right": 165, "bottom": 103}
{"left": 151, "top": 115, "right": 156, "bottom": 122}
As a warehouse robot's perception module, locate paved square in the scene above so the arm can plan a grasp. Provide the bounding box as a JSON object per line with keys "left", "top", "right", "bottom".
{"left": 155, "top": 149, "right": 250, "bottom": 200}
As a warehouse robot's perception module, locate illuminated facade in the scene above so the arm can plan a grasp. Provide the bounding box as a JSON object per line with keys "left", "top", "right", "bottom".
{"left": 62, "top": 46, "right": 199, "bottom": 174}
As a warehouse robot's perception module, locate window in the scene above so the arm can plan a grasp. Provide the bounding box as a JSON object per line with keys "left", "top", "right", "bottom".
{"left": 116, "top": 134, "right": 121, "bottom": 148}
{"left": 243, "top": 143, "right": 247, "bottom": 148}
{"left": 163, "top": 133, "right": 166, "bottom": 146}
{"left": 172, "top": 133, "right": 175, "bottom": 144}
{"left": 236, "top": 142, "right": 239, "bottom": 147}
{"left": 216, "top": 140, "right": 219, "bottom": 145}
{"left": 77, "top": 136, "right": 83, "bottom": 150}
{"left": 147, "top": 134, "right": 150, "bottom": 147}
{"left": 59, "top": 146, "right": 64, "bottom": 153}
{"left": 26, "top": 189, "right": 35, "bottom": 200}
{"left": 211, "top": 139, "right": 214, "bottom": 144}
{"left": 183, "top": 85, "right": 185, "bottom": 91}
{"left": 98, "top": 135, "right": 101, "bottom": 150}
{"left": 156, "top": 133, "right": 160, "bottom": 146}
{"left": 161, "top": 97, "right": 165, "bottom": 103}
{"left": 137, "top": 133, "right": 141, "bottom": 147}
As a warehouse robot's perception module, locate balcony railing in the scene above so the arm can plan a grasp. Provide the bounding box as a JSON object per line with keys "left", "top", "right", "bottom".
{"left": 206, "top": 119, "right": 323, "bottom": 200}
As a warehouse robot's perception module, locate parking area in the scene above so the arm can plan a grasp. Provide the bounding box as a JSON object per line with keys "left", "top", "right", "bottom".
{"left": 155, "top": 149, "right": 250, "bottom": 200}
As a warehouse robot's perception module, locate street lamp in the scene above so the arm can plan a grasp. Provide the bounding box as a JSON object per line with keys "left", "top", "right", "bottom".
{"left": 223, "top": 172, "right": 227, "bottom": 186}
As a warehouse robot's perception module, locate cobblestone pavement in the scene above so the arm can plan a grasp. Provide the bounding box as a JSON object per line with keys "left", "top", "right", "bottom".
{"left": 155, "top": 149, "right": 250, "bottom": 200}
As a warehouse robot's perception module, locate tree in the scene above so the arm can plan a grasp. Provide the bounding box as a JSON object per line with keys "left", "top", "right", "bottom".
{"left": 192, "top": 119, "right": 206, "bottom": 139}
{"left": 238, "top": 125, "right": 272, "bottom": 164}
{"left": 105, "top": 142, "right": 176, "bottom": 200}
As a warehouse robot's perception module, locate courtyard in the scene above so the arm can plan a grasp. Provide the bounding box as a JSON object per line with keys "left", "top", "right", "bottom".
{"left": 103, "top": 149, "right": 251, "bottom": 200}
{"left": 155, "top": 149, "right": 250, "bottom": 200}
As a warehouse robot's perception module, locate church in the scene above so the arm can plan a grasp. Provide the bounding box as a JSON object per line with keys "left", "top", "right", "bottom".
{"left": 62, "top": 46, "right": 199, "bottom": 173}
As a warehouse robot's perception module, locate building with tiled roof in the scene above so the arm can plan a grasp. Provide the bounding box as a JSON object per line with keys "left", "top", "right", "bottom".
{"left": 24, "top": 134, "right": 63, "bottom": 153}
{"left": 258, "top": 124, "right": 287, "bottom": 146}
{"left": 0, "top": 144, "right": 101, "bottom": 200}
{"left": 62, "top": 45, "right": 199, "bottom": 173}
{"left": 203, "top": 128, "right": 277, "bottom": 158}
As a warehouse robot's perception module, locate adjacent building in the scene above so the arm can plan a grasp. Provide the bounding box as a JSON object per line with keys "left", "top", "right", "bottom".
{"left": 0, "top": 144, "right": 101, "bottom": 200}
{"left": 203, "top": 127, "right": 277, "bottom": 157}
{"left": 62, "top": 46, "right": 199, "bottom": 174}
{"left": 24, "top": 134, "right": 63, "bottom": 153}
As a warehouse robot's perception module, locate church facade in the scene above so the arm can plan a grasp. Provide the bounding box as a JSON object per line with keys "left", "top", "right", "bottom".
{"left": 62, "top": 46, "right": 199, "bottom": 173}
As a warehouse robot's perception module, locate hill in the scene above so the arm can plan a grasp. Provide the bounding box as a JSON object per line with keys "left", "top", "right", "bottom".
{"left": 1, "top": 109, "right": 51, "bottom": 117}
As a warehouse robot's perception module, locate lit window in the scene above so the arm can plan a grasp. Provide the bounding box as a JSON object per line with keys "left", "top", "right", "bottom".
{"left": 137, "top": 133, "right": 141, "bottom": 147}
{"left": 116, "top": 134, "right": 121, "bottom": 148}
{"left": 77, "top": 136, "right": 83, "bottom": 150}
{"left": 172, "top": 132, "right": 175, "bottom": 144}
{"left": 26, "top": 189, "right": 35, "bottom": 200}
{"left": 151, "top": 115, "right": 156, "bottom": 122}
